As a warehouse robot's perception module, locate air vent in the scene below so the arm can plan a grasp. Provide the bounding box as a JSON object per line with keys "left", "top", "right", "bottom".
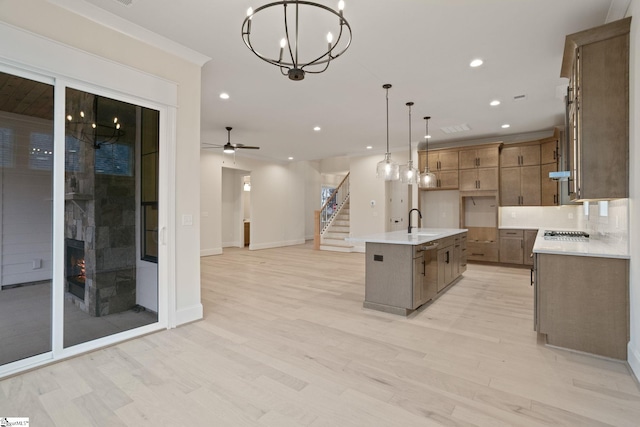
{"left": 440, "top": 124, "right": 471, "bottom": 134}
{"left": 513, "top": 94, "right": 527, "bottom": 101}
{"left": 113, "top": 0, "right": 136, "bottom": 6}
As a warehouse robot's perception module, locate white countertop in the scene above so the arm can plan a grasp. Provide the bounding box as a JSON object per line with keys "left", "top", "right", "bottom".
{"left": 532, "top": 229, "right": 629, "bottom": 259}
{"left": 347, "top": 228, "right": 467, "bottom": 246}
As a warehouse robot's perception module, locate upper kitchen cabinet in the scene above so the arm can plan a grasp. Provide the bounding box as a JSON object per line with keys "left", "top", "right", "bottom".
{"left": 540, "top": 133, "right": 560, "bottom": 206}
{"left": 500, "top": 141, "right": 541, "bottom": 206}
{"left": 418, "top": 149, "right": 459, "bottom": 190}
{"left": 561, "top": 17, "right": 630, "bottom": 201}
{"left": 501, "top": 144, "right": 540, "bottom": 168}
{"left": 459, "top": 144, "right": 500, "bottom": 170}
{"left": 459, "top": 143, "right": 501, "bottom": 191}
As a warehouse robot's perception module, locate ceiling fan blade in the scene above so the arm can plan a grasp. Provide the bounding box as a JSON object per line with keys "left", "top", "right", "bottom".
{"left": 238, "top": 146, "right": 260, "bottom": 150}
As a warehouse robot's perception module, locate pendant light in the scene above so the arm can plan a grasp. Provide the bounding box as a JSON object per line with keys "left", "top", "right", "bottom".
{"left": 376, "top": 84, "right": 399, "bottom": 181}
{"left": 400, "top": 101, "right": 418, "bottom": 184}
{"left": 418, "top": 116, "right": 437, "bottom": 189}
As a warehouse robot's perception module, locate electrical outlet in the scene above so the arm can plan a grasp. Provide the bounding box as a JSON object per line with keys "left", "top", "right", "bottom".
{"left": 568, "top": 213, "right": 573, "bottom": 219}
{"left": 182, "top": 214, "right": 193, "bottom": 226}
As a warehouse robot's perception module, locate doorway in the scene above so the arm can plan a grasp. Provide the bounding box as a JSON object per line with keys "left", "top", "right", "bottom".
{"left": 221, "top": 167, "right": 251, "bottom": 249}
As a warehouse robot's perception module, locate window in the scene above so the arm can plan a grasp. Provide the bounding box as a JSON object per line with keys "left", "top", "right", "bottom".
{"left": 0, "top": 127, "right": 14, "bottom": 168}
{"left": 140, "top": 108, "right": 159, "bottom": 263}
{"left": 95, "top": 142, "right": 132, "bottom": 176}
{"left": 29, "top": 131, "right": 53, "bottom": 170}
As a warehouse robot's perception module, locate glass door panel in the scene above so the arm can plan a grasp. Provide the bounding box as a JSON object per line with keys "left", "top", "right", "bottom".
{"left": 63, "top": 87, "right": 158, "bottom": 348}
{"left": 0, "top": 72, "right": 54, "bottom": 366}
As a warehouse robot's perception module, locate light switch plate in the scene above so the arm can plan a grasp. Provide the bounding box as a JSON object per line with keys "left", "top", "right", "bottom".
{"left": 182, "top": 214, "right": 193, "bottom": 226}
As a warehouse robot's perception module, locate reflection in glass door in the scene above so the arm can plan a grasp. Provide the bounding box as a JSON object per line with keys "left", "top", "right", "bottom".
{"left": 63, "top": 87, "right": 159, "bottom": 348}
{"left": 0, "top": 72, "right": 54, "bottom": 365}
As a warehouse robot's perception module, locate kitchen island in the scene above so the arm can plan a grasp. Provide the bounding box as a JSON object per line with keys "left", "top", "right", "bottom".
{"left": 533, "top": 229, "right": 629, "bottom": 359}
{"left": 349, "top": 228, "right": 467, "bottom": 315}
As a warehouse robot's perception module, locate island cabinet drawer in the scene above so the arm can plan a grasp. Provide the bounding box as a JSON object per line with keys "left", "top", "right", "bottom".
{"left": 436, "top": 236, "right": 455, "bottom": 248}
{"left": 466, "top": 241, "right": 499, "bottom": 262}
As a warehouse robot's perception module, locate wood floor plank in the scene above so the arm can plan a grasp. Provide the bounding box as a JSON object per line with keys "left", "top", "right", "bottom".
{"left": 1, "top": 242, "right": 639, "bottom": 426}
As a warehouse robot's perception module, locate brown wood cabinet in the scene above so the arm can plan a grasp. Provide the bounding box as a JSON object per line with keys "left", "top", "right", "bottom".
{"left": 499, "top": 228, "right": 538, "bottom": 265}
{"left": 418, "top": 150, "right": 459, "bottom": 190}
{"left": 500, "top": 165, "right": 541, "bottom": 206}
{"left": 562, "top": 17, "right": 630, "bottom": 201}
{"left": 459, "top": 144, "right": 500, "bottom": 192}
{"left": 501, "top": 144, "right": 540, "bottom": 168}
{"left": 535, "top": 253, "right": 629, "bottom": 360}
{"left": 459, "top": 145, "right": 500, "bottom": 169}
{"left": 427, "top": 150, "right": 458, "bottom": 171}
{"left": 460, "top": 167, "right": 498, "bottom": 191}
{"left": 540, "top": 136, "right": 560, "bottom": 206}
{"left": 500, "top": 142, "right": 541, "bottom": 206}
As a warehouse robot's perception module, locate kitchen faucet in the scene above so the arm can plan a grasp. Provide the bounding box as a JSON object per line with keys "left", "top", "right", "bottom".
{"left": 408, "top": 208, "right": 422, "bottom": 234}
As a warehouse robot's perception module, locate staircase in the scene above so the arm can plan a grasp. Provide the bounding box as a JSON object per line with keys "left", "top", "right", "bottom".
{"left": 319, "top": 198, "right": 353, "bottom": 252}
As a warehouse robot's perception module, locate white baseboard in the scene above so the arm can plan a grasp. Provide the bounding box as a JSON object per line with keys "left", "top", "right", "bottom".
{"left": 175, "top": 303, "right": 203, "bottom": 326}
{"left": 629, "top": 342, "right": 640, "bottom": 382}
{"left": 222, "top": 240, "right": 241, "bottom": 248}
{"left": 250, "top": 239, "right": 306, "bottom": 250}
{"left": 200, "top": 247, "right": 222, "bottom": 257}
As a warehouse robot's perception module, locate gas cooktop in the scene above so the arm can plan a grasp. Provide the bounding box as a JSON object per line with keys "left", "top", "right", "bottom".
{"left": 543, "top": 230, "right": 590, "bottom": 242}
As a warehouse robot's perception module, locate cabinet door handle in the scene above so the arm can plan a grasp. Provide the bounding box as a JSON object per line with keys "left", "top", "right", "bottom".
{"left": 530, "top": 267, "right": 534, "bottom": 286}
{"left": 553, "top": 194, "right": 557, "bottom": 204}
{"left": 446, "top": 251, "right": 450, "bottom": 264}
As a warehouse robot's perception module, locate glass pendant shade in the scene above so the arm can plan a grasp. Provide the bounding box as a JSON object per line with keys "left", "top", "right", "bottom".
{"left": 400, "top": 161, "right": 418, "bottom": 184}
{"left": 418, "top": 115, "right": 437, "bottom": 189}
{"left": 418, "top": 168, "right": 437, "bottom": 188}
{"left": 400, "top": 101, "right": 417, "bottom": 185}
{"left": 377, "top": 153, "right": 400, "bottom": 181}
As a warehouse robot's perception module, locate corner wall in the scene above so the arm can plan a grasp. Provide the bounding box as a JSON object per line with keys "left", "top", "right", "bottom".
{"left": 0, "top": 0, "right": 204, "bottom": 325}
{"left": 626, "top": 0, "right": 640, "bottom": 379}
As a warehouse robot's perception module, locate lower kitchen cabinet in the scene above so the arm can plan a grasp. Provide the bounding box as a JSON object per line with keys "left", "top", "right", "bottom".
{"left": 499, "top": 229, "right": 523, "bottom": 264}
{"left": 363, "top": 232, "right": 467, "bottom": 315}
{"left": 534, "top": 252, "right": 629, "bottom": 360}
{"left": 499, "top": 229, "right": 538, "bottom": 265}
{"left": 437, "top": 237, "right": 455, "bottom": 292}
{"left": 466, "top": 241, "right": 499, "bottom": 263}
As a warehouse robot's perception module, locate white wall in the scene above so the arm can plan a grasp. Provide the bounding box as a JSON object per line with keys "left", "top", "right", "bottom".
{"left": 0, "top": 113, "right": 53, "bottom": 287}
{"left": 221, "top": 168, "right": 247, "bottom": 248}
{"left": 1, "top": 1, "right": 204, "bottom": 325}
{"left": 626, "top": 0, "right": 639, "bottom": 379}
{"left": 200, "top": 152, "right": 307, "bottom": 254}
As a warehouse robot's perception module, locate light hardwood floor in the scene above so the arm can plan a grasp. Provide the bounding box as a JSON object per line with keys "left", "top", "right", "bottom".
{"left": 1, "top": 242, "right": 639, "bottom": 426}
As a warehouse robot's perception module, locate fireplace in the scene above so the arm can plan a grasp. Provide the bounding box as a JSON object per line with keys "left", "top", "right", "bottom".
{"left": 65, "top": 238, "right": 85, "bottom": 301}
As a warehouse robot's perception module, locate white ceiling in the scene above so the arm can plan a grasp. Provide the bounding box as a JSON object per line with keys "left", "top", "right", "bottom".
{"left": 56, "top": 0, "right": 624, "bottom": 162}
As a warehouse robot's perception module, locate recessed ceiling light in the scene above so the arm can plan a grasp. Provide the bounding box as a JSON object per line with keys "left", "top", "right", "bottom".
{"left": 288, "top": 156, "right": 294, "bottom": 160}
{"left": 366, "top": 145, "right": 373, "bottom": 150}
{"left": 313, "top": 126, "right": 321, "bottom": 131}
{"left": 470, "top": 59, "right": 483, "bottom": 68}
{"left": 490, "top": 100, "right": 500, "bottom": 106}
{"left": 501, "top": 124, "right": 510, "bottom": 129}
{"left": 424, "top": 135, "right": 431, "bottom": 139}
{"left": 219, "top": 93, "right": 230, "bottom": 99}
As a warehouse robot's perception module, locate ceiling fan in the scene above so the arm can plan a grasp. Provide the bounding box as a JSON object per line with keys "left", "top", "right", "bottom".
{"left": 202, "top": 126, "right": 260, "bottom": 153}
{"left": 222, "top": 126, "right": 260, "bottom": 153}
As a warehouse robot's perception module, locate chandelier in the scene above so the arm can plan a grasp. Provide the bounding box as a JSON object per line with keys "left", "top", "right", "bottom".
{"left": 242, "top": 1, "right": 352, "bottom": 81}
{"left": 65, "top": 96, "right": 124, "bottom": 149}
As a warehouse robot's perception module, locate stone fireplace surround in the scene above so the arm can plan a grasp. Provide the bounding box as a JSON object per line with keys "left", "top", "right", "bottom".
{"left": 64, "top": 142, "right": 137, "bottom": 317}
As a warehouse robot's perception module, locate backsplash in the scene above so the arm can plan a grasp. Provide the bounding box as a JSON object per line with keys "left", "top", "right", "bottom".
{"left": 500, "top": 199, "right": 629, "bottom": 254}
{"left": 581, "top": 199, "right": 628, "bottom": 248}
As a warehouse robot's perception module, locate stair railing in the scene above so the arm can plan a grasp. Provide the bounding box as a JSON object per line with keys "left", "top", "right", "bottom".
{"left": 314, "top": 173, "right": 350, "bottom": 249}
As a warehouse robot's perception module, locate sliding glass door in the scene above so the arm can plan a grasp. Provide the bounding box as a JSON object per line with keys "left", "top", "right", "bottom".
{"left": 0, "top": 69, "right": 161, "bottom": 368}
{"left": 0, "top": 71, "right": 54, "bottom": 365}
{"left": 63, "top": 87, "right": 159, "bottom": 348}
